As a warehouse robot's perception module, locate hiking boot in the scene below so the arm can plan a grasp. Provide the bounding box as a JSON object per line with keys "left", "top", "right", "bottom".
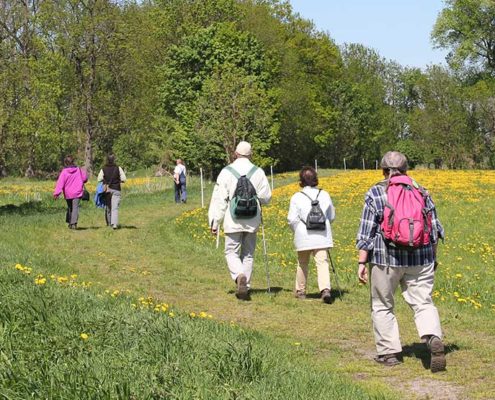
{"left": 295, "top": 290, "right": 306, "bottom": 300}
{"left": 374, "top": 353, "right": 402, "bottom": 367}
{"left": 235, "top": 274, "right": 249, "bottom": 300}
{"left": 427, "top": 336, "right": 446, "bottom": 373}
{"left": 321, "top": 288, "right": 332, "bottom": 304}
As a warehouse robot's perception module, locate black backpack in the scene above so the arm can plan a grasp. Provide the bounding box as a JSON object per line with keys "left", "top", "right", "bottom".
{"left": 300, "top": 190, "right": 326, "bottom": 230}
{"left": 225, "top": 165, "right": 259, "bottom": 219}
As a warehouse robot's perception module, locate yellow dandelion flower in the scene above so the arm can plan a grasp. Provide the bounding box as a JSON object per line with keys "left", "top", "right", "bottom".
{"left": 169, "top": 312, "right": 175, "bottom": 318}
{"left": 34, "top": 276, "right": 47, "bottom": 285}
{"left": 80, "top": 333, "right": 89, "bottom": 340}
{"left": 189, "top": 312, "right": 196, "bottom": 318}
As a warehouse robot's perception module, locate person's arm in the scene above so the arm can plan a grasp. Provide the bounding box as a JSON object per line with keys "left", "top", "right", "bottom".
{"left": 256, "top": 170, "right": 272, "bottom": 205}
{"left": 287, "top": 194, "right": 300, "bottom": 232}
{"left": 356, "top": 192, "right": 379, "bottom": 284}
{"left": 53, "top": 171, "right": 64, "bottom": 199}
{"left": 208, "top": 170, "right": 229, "bottom": 233}
{"left": 326, "top": 194, "right": 336, "bottom": 223}
{"left": 80, "top": 168, "right": 88, "bottom": 183}
{"left": 427, "top": 195, "right": 444, "bottom": 269}
{"left": 358, "top": 249, "right": 369, "bottom": 284}
{"left": 119, "top": 167, "right": 126, "bottom": 183}
{"left": 97, "top": 169, "right": 104, "bottom": 183}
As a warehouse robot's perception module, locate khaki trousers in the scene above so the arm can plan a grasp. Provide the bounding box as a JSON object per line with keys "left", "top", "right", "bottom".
{"left": 295, "top": 248, "right": 331, "bottom": 293}
{"left": 370, "top": 263, "right": 443, "bottom": 355}
{"left": 225, "top": 232, "right": 257, "bottom": 286}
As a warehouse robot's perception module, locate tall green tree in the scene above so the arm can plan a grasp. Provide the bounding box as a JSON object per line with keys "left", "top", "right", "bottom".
{"left": 432, "top": 0, "right": 495, "bottom": 74}
{"left": 159, "top": 22, "right": 276, "bottom": 172}
{"left": 408, "top": 66, "right": 473, "bottom": 168}
{"left": 193, "top": 67, "right": 279, "bottom": 170}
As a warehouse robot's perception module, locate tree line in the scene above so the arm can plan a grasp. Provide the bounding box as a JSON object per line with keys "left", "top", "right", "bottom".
{"left": 0, "top": 0, "right": 494, "bottom": 177}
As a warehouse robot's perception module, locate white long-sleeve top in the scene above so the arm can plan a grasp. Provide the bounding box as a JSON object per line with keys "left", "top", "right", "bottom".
{"left": 208, "top": 158, "right": 272, "bottom": 233}
{"left": 287, "top": 186, "right": 335, "bottom": 251}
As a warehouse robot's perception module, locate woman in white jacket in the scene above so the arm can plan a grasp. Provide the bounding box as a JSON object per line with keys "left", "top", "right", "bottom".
{"left": 287, "top": 167, "right": 335, "bottom": 303}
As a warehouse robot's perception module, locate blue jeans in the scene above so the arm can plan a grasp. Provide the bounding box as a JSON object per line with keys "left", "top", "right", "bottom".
{"left": 174, "top": 180, "right": 187, "bottom": 203}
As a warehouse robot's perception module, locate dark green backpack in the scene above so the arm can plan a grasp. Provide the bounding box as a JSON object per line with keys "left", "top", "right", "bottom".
{"left": 225, "top": 165, "right": 259, "bottom": 219}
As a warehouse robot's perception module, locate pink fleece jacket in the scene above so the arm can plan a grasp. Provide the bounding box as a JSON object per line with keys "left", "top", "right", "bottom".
{"left": 53, "top": 166, "right": 88, "bottom": 199}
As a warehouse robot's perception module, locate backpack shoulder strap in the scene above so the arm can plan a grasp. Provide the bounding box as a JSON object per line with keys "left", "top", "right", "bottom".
{"left": 224, "top": 165, "right": 241, "bottom": 179}
{"left": 299, "top": 190, "right": 314, "bottom": 201}
{"left": 315, "top": 189, "right": 322, "bottom": 200}
{"left": 246, "top": 165, "right": 258, "bottom": 180}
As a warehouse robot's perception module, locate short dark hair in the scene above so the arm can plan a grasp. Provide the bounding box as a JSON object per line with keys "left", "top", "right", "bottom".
{"left": 299, "top": 166, "right": 318, "bottom": 188}
{"left": 106, "top": 154, "right": 116, "bottom": 165}
{"left": 64, "top": 155, "right": 74, "bottom": 167}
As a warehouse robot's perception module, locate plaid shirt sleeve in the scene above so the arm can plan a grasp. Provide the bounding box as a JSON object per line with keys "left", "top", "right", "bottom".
{"left": 425, "top": 194, "right": 445, "bottom": 243}
{"left": 356, "top": 190, "right": 380, "bottom": 251}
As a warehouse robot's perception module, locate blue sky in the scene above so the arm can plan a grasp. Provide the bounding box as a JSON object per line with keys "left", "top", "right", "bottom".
{"left": 289, "top": 0, "right": 448, "bottom": 69}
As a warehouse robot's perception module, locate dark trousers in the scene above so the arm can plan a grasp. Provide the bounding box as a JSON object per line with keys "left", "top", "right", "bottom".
{"left": 65, "top": 198, "right": 79, "bottom": 225}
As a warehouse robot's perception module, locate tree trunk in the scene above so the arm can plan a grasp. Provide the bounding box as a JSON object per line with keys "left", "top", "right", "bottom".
{"left": 83, "top": 19, "right": 98, "bottom": 176}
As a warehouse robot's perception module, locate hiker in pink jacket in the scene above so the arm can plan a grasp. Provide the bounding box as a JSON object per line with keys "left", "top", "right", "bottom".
{"left": 53, "top": 155, "right": 88, "bottom": 230}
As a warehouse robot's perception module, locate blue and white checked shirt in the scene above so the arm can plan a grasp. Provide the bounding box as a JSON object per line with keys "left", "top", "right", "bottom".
{"left": 356, "top": 180, "right": 445, "bottom": 267}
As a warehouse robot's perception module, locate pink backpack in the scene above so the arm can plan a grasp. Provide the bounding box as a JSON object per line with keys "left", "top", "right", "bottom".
{"left": 381, "top": 175, "right": 432, "bottom": 248}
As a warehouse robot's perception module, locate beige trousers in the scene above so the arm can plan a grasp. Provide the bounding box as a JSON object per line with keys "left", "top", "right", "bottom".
{"left": 295, "top": 248, "right": 331, "bottom": 293}
{"left": 225, "top": 232, "right": 257, "bottom": 286}
{"left": 370, "top": 263, "right": 443, "bottom": 355}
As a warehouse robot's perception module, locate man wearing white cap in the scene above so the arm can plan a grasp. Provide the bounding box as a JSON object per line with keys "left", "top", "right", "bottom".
{"left": 208, "top": 141, "right": 272, "bottom": 300}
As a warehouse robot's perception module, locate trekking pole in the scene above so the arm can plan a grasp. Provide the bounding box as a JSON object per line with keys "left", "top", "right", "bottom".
{"left": 327, "top": 249, "right": 343, "bottom": 301}
{"left": 260, "top": 208, "right": 271, "bottom": 294}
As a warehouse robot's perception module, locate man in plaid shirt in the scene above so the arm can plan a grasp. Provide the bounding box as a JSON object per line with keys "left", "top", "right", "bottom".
{"left": 356, "top": 151, "right": 446, "bottom": 373}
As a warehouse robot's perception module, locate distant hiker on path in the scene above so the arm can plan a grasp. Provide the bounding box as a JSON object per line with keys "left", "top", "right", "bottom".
{"left": 208, "top": 141, "right": 272, "bottom": 300}
{"left": 356, "top": 151, "right": 446, "bottom": 372}
{"left": 287, "top": 166, "right": 335, "bottom": 303}
{"left": 97, "top": 154, "right": 126, "bottom": 230}
{"left": 174, "top": 159, "right": 187, "bottom": 203}
{"left": 53, "top": 155, "right": 88, "bottom": 230}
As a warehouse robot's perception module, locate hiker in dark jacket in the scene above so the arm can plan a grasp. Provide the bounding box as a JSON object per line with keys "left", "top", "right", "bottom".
{"left": 356, "top": 151, "right": 446, "bottom": 372}
{"left": 53, "top": 155, "right": 88, "bottom": 230}
{"left": 97, "top": 154, "right": 126, "bottom": 229}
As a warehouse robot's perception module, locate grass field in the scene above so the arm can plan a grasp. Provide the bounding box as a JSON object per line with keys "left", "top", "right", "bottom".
{"left": 0, "top": 170, "right": 494, "bottom": 399}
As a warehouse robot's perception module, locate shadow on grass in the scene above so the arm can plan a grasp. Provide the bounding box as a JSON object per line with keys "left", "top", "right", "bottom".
{"left": 402, "top": 342, "right": 460, "bottom": 370}
{"left": 227, "top": 287, "right": 287, "bottom": 297}
{"left": 249, "top": 287, "right": 286, "bottom": 295}
{"left": 0, "top": 201, "right": 60, "bottom": 216}
{"left": 76, "top": 225, "right": 138, "bottom": 231}
{"left": 306, "top": 288, "right": 349, "bottom": 302}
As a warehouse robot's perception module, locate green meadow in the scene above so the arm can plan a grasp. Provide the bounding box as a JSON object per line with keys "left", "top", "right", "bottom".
{"left": 0, "top": 170, "right": 494, "bottom": 399}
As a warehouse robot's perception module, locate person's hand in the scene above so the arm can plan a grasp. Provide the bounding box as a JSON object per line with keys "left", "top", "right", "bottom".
{"left": 53, "top": 195, "right": 59, "bottom": 200}
{"left": 358, "top": 263, "right": 368, "bottom": 284}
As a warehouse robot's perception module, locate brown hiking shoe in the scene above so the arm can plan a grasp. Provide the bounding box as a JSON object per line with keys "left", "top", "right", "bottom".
{"left": 428, "top": 336, "right": 446, "bottom": 373}
{"left": 295, "top": 290, "right": 306, "bottom": 300}
{"left": 321, "top": 288, "right": 332, "bottom": 304}
{"left": 235, "top": 274, "right": 249, "bottom": 300}
{"left": 374, "top": 354, "right": 402, "bottom": 367}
